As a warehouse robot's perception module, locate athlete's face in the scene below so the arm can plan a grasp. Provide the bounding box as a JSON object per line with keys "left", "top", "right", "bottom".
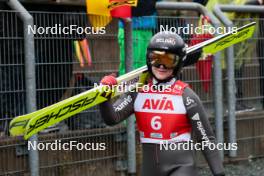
{"left": 149, "top": 50, "right": 177, "bottom": 80}
{"left": 152, "top": 65, "right": 173, "bottom": 80}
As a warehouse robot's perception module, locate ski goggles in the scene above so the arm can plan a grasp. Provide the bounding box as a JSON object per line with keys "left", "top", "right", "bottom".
{"left": 148, "top": 51, "right": 180, "bottom": 69}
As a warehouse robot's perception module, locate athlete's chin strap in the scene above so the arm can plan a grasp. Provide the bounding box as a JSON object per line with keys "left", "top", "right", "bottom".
{"left": 152, "top": 75, "right": 175, "bottom": 84}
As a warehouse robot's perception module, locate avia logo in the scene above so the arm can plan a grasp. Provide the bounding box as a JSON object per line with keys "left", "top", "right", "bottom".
{"left": 142, "top": 97, "right": 174, "bottom": 110}
{"left": 156, "top": 38, "right": 176, "bottom": 45}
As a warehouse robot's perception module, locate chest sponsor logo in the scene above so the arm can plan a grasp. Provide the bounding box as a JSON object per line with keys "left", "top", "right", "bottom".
{"left": 142, "top": 97, "right": 174, "bottom": 111}
{"left": 150, "top": 133, "right": 163, "bottom": 139}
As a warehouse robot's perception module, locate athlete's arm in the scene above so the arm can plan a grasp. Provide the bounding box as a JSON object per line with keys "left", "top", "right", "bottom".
{"left": 99, "top": 92, "right": 137, "bottom": 126}
{"left": 182, "top": 87, "right": 225, "bottom": 176}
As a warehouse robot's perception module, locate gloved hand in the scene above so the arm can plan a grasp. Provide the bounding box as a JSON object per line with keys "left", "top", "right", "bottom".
{"left": 100, "top": 73, "right": 117, "bottom": 86}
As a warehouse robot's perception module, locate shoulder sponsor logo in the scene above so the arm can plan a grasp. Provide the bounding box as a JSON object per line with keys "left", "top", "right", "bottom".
{"left": 197, "top": 121, "right": 210, "bottom": 142}
{"left": 114, "top": 95, "right": 133, "bottom": 111}
{"left": 185, "top": 96, "right": 198, "bottom": 110}
{"left": 186, "top": 97, "right": 195, "bottom": 106}
{"left": 191, "top": 113, "right": 200, "bottom": 121}
{"left": 172, "top": 85, "right": 183, "bottom": 94}
{"left": 174, "top": 85, "right": 182, "bottom": 91}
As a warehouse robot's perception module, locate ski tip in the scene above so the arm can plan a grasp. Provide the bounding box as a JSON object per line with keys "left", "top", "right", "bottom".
{"left": 202, "top": 21, "right": 256, "bottom": 55}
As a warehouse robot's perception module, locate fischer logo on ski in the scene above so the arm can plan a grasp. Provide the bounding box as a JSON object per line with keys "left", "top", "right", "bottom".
{"left": 26, "top": 92, "right": 100, "bottom": 135}
{"left": 9, "top": 120, "right": 29, "bottom": 129}
{"left": 215, "top": 29, "right": 250, "bottom": 49}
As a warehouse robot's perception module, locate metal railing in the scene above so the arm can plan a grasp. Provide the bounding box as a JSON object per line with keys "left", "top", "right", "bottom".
{"left": 5, "top": 0, "right": 38, "bottom": 175}
{"left": 0, "top": 4, "right": 123, "bottom": 176}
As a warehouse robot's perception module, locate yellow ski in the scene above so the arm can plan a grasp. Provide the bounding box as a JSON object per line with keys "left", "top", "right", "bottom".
{"left": 10, "top": 66, "right": 149, "bottom": 138}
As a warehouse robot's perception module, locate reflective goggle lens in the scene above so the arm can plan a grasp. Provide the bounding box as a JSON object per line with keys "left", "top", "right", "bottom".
{"left": 149, "top": 51, "right": 179, "bottom": 69}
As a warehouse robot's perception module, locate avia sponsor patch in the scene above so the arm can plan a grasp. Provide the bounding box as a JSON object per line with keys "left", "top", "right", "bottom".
{"left": 134, "top": 93, "right": 186, "bottom": 114}
{"left": 142, "top": 97, "right": 174, "bottom": 111}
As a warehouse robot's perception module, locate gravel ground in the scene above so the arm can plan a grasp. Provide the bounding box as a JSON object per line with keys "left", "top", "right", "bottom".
{"left": 198, "top": 158, "right": 264, "bottom": 176}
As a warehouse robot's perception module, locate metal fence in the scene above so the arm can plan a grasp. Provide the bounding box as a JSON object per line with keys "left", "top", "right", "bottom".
{"left": 214, "top": 4, "right": 264, "bottom": 159}
{"left": 230, "top": 17, "right": 264, "bottom": 159}
{"left": 0, "top": 9, "right": 127, "bottom": 176}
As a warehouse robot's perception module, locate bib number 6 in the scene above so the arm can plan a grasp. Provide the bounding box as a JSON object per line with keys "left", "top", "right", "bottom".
{"left": 151, "top": 116, "right": 162, "bottom": 130}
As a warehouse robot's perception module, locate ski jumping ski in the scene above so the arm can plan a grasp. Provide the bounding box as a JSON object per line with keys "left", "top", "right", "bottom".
{"left": 9, "top": 22, "right": 256, "bottom": 139}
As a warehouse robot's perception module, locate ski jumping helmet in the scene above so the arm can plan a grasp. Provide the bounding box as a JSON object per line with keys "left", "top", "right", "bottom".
{"left": 146, "top": 32, "right": 187, "bottom": 81}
